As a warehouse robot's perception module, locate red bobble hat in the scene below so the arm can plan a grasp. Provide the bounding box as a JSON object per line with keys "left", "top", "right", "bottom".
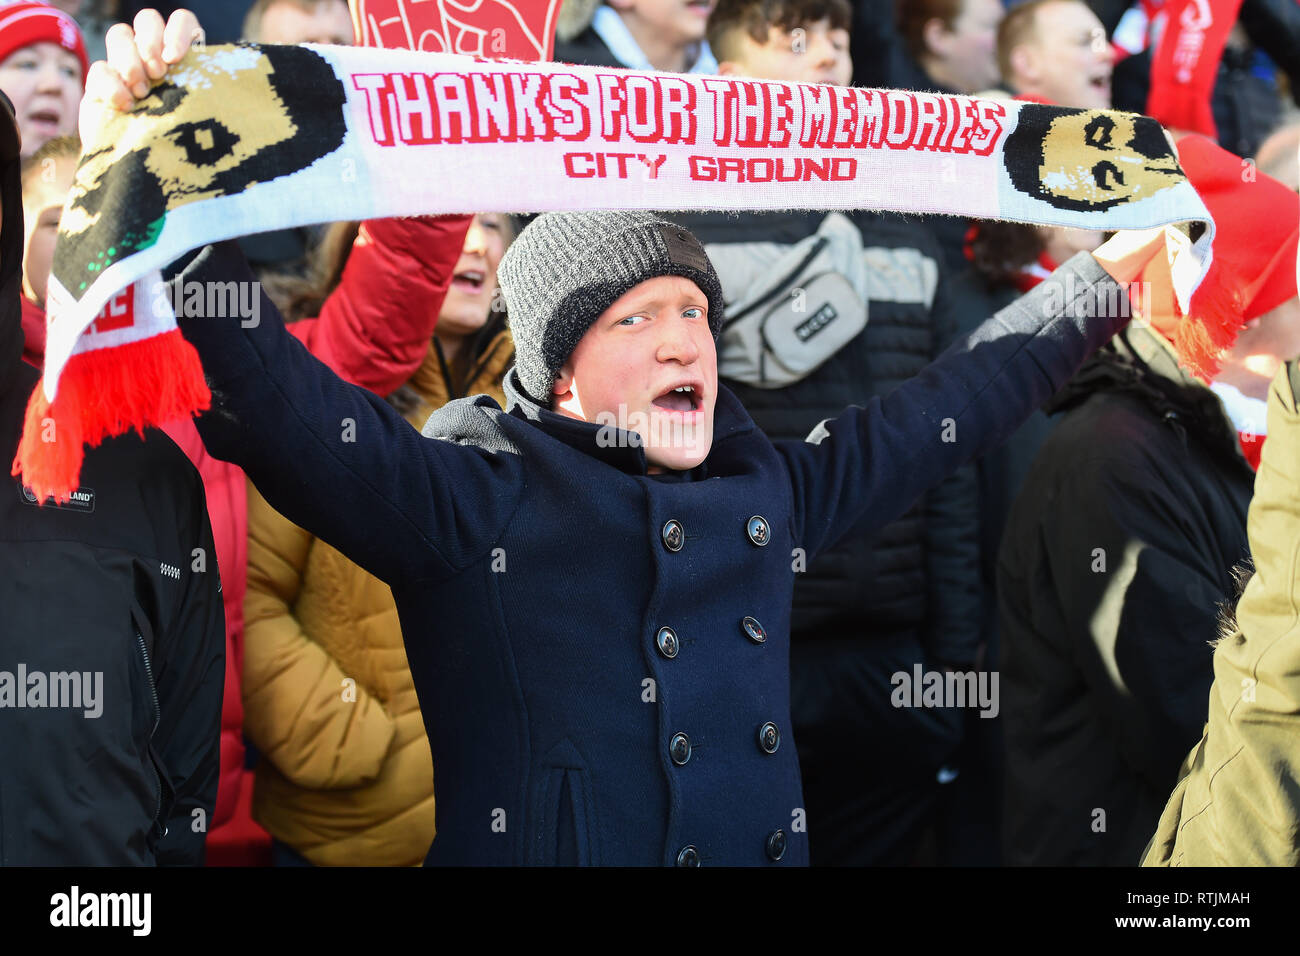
{"left": 0, "top": 2, "right": 89, "bottom": 84}
{"left": 1146, "top": 134, "right": 1300, "bottom": 380}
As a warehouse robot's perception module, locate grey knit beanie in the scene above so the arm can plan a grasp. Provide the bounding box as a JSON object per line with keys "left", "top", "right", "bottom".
{"left": 498, "top": 211, "right": 725, "bottom": 405}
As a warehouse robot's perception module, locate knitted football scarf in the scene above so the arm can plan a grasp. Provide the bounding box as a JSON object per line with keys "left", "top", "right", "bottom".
{"left": 13, "top": 43, "right": 1216, "bottom": 503}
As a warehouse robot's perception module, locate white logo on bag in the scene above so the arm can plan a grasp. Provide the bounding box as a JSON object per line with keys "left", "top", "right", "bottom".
{"left": 794, "top": 303, "right": 838, "bottom": 342}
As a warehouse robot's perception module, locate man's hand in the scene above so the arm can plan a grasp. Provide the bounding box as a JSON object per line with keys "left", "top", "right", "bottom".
{"left": 79, "top": 8, "right": 203, "bottom": 145}
{"left": 1089, "top": 225, "right": 1176, "bottom": 287}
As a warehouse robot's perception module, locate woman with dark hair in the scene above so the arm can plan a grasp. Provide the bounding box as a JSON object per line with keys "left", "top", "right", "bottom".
{"left": 243, "top": 214, "right": 517, "bottom": 866}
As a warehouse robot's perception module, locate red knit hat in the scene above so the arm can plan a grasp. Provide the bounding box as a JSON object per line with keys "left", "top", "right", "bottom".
{"left": 1144, "top": 134, "right": 1300, "bottom": 380}
{"left": 0, "top": 3, "right": 89, "bottom": 85}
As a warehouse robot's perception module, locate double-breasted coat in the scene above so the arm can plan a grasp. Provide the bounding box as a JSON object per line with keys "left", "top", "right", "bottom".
{"left": 173, "top": 240, "right": 1128, "bottom": 865}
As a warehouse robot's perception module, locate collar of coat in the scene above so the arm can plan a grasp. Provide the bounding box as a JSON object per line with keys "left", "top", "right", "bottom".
{"left": 405, "top": 326, "right": 515, "bottom": 419}
{"left": 499, "top": 365, "right": 758, "bottom": 478}
{"left": 1049, "top": 323, "right": 1252, "bottom": 473}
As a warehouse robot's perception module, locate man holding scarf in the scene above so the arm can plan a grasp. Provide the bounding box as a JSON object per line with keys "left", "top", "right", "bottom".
{"left": 74, "top": 7, "right": 1170, "bottom": 866}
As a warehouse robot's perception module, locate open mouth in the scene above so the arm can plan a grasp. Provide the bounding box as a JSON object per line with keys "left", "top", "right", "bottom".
{"left": 651, "top": 383, "right": 704, "bottom": 415}
{"left": 451, "top": 269, "right": 485, "bottom": 294}
{"left": 28, "top": 109, "right": 61, "bottom": 130}
{"left": 1088, "top": 73, "right": 1111, "bottom": 95}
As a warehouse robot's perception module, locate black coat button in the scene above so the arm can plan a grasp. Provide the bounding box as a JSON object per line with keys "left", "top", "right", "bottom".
{"left": 746, "top": 515, "right": 770, "bottom": 547}
{"left": 662, "top": 519, "right": 684, "bottom": 552}
{"left": 676, "top": 845, "right": 701, "bottom": 867}
{"left": 766, "top": 829, "right": 787, "bottom": 861}
{"left": 758, "top": 721, "right": 780, "bottom": 754}
{"left": 742, "top": 616, "right": 766, "bottom": 644}
{"left": 656, "top": 626, "right": 679, "bottom": 659}
{"left": 670, "top": 732, "right": 692, "bottom": 765}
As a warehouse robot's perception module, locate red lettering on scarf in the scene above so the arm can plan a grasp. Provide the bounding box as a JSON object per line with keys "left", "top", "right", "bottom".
{"left": 734, "top": 81, "right": 768, "bottom": 148}
{"left": 504, "top": 72, "right": 549, "bottom": 140}
{"left": 687, "top": 155, "right": 857, "bottom": 182}
{"left": 594, "top": 74, "right": 697, "bottom": 144}
{"left": 883, "top": 92, "right": 918, "bottom": 149}
{"left": 561, "top": 151, "right": 665, "bottom": 179}
{"left": 703, "top": 78, "right": 735, "bottom": 147}
{"left": 656, "top": 76, "right": 697, "bottom": 144}
{"left": 349, "top": 68, "right": 1002, "bottom": 156}
{"left": 392, "top": 72, "right": 436, "bottom": 142}
{"left": 968, "top": 101, "right": 1006, "bottom": 156}
{"left": 470, "top": 72, "right": 514, "bottom": 138}
{"left": 853, "top": 88, "right": 885, "bottom": 147}
{"left": 89, "top": 288, "right": 134, "bottom": 334}
{"left": 547, "top": 74, "right": 591, "bottom": 139}
{"left": 797, "top": 84, "right": 835, "bottom": 148}
{"left": 353, "top": 69, "right": 597, "bottom": 145}
{"left": 353, "top": 73, "right": 397, "bottom": 145}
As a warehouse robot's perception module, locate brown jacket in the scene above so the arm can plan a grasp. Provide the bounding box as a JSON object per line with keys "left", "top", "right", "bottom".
{"left": 1143, "top": 361, "right": 1300, "bottom": 866}
{"left": 242, "top": 328, "right": 513, "bottom": 865}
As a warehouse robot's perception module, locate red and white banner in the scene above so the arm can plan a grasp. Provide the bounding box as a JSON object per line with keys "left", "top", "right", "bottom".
{"left": 16, "top": 43, "right": 1214, "bottom": 502}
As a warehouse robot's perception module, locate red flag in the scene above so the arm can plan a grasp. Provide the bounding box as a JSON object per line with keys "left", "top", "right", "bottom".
{"left": 350, "top": 0, "right": 563, "bottom": 61}
{"left": 1146, "top": 0, "right": 1243, "bottom": 138}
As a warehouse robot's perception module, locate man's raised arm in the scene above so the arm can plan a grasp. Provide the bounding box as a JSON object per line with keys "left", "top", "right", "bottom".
{"left": 168, "top": 239, "right": 522, "bottom": 586}
{"left": 778, "top": 228, "right": 1167, "bottom": 562}
{"left": 80, "top": 10, "right": 522, "bottom": 586}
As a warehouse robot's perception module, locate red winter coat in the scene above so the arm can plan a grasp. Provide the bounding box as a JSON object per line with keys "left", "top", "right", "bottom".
{"left": 23, "top": 214, "right": 472, "bottom": 865}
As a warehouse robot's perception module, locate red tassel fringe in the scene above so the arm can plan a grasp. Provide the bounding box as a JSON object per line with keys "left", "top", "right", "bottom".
{"left": 1174, "top": 279, "right": 1248, "bottom": 383}
{"left": 11, "top": 329, "right": 211, "bottom": 504}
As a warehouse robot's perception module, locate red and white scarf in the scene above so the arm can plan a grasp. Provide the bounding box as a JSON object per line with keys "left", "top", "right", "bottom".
{"left": 11, "top": 44, "right": 1215, "bottom": 503}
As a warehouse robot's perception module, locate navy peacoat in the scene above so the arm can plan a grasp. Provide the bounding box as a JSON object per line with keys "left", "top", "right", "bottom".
{"left": 173, "top": 240, "right": 1128, "bottom": 866}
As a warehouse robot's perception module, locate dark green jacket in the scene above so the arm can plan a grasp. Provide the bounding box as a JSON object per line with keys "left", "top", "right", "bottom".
{"left": 998, "top": 324, "right": 1255, "bottom": 866}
